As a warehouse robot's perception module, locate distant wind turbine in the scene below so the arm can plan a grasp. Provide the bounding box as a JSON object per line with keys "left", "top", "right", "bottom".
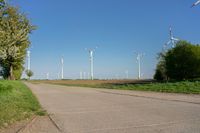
{"left": 80, "top": 71, "right": 83, "bottom": 80}
{"left": 61, "top": 57, "right": 64, "bottom": 80}
{"left": 192, "top": 0, "right": 200, "bottom": 7}
{"left": 27, "top": 50, "right": 31, "bottom": 71}
{"left": 163, "top": 27, "right": 179, "bottom": 50}
{"left": 46, "top": 72, "right": 49, "bottom": 80}
{"left": 85, "top": 47, "right": 97, "bottom": 80}
{"left": 125, "top": 70, "right": 129, "bottom": 79}
{"left": 135, "top": 52, "right": 145, "bottom": 80}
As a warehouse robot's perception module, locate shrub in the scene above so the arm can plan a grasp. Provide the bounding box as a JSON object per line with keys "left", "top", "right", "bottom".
{"left": 165, "top": 41, "right": 200, "bottom": 80}
{"left": 154, "top": 40, "right": 200, "bottom": 81}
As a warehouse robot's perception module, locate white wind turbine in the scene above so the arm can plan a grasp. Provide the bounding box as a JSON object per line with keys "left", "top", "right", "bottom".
{"left": 80, "top": 71, "right": 83, "bottom": 80}
{"left": 86, "top": 47, "right": 97, "bottom": 80}
{"left": 163, "top": 27, "right": 179, "bottom": 50}
{"left": 27, "top": 50, "right": 31, "bottom": 71}
{"left": 125, "top": 70, "right": 129, "bottom": 79}
{"left": 46, "top": 72, "right": 49, "bottom": 80}
{"left": 61, "top": 57, "right": 64, "bottom": 80}
{"left": 135, "top": 52, "right": 145, "bottom": 80}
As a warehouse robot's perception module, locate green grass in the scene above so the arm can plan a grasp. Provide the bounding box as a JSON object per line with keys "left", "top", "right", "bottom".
{"left": 103, "top": 81, "right": 200, "bottom": 94}
{"left": 0, "top": 80, "right": 45, "bottom": 129}
{"left": 48, "top": 80, "right": 200, "bottom": 94}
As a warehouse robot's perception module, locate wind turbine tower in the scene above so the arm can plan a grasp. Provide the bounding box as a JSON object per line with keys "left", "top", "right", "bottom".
{"left": 86, "top": 48, "right": 97, "bottom": 80}
{"left": 135, "top": 53, "right": 145, "bottom": 80}
{"left": 27, "top": 50, "right": 31, "bottom": 71}
{"left": 89, "top": 50, "right": 94, "bottom": 80}
{"left": 125, "top": 70, "right": 129, "bottom": 79}
{"left": 46, "top": 73, "right": 49, "bottom": 80}
{"left": 61, "top": 57, "right": 64, "bottom": 80}
{"left": 80, "top": 71, "right": 83, "bottom": 80}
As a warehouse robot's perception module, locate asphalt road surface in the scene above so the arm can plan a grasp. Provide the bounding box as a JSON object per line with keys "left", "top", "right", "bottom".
{"left": 25, "top": 83, "right": 200, "bottom": 133}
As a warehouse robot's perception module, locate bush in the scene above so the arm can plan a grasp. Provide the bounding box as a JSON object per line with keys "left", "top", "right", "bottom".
{"left": 154, "top": 40, "right": 200, "bottom": 81}
{"left": 26, "top": 70, "right": 34, "bottom": 80}
{"left": 165, "top": 41, "right": 200, "bottom": 80}
{"left": 154, "top": 59, "right": 168, "bottom": 81}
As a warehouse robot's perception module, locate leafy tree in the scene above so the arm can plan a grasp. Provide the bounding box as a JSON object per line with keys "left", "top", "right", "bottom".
{"left": 165, "top": 41, "right": 200, "bottom": 80}
{"left": 154, "top": 51, "right": 168, "bottom": 81}
{"left": 154, "top": 61, "right": 167, "bottom": 81}
{"left": 0, "top": 1, "right": 35, "bottom": 80}
{"left": 154, "top": 40, "right": 200, "bottom": 81}
{"left": 26, "top": 70, "right": 33, "bottom": 80}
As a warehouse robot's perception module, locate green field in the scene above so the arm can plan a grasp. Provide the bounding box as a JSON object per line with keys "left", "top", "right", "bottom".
{"left": 31, "top": 80, "right": 200, "bottom": 94}
{"left": 0, "top": 81, "right": 44, "bottom": 129}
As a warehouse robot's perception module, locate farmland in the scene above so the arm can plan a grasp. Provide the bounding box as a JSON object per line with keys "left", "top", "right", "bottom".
{"left": 30, "top": 79, "right": 200, "bottom": 94}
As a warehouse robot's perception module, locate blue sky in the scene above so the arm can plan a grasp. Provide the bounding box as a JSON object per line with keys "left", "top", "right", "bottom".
{"left": 12, "top": 0, "right": 200, "bottom": 79}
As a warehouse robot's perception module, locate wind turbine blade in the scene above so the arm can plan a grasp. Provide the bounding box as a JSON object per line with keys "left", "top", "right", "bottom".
{"left": 169, "top": 27, "right": 172, "bottom": 38}
{"left": 172, "top": 37, "right": 179, "bottom": 41}
{"left": 192, "top": 0, "right": 200, "bottom": 7}
{"left": 167, "top": 40, "right": 171, "bottom": 45}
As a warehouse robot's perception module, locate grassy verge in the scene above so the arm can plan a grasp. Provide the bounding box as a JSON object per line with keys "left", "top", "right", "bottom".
{"left": 102, "top": 81, "right": 200, "bottom": 94}
{"left": 0, "top": 80, "right": 45, "bottom": 129}
{"left": 31, "top": 80, "right": 200, "bottom": 94}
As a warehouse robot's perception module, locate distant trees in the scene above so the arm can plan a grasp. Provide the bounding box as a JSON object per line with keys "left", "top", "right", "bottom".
{"left": 26, "top": 70, "right": 33, "bottom": 80}
{"left": 0, "top": 0, "right": 35, "bottom": 80}
{"left": 154, "top": 40, "right": 200, "bottom": 81}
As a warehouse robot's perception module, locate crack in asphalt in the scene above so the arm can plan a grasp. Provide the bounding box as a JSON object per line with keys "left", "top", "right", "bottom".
{"left": 48, "top": 114, "right": 63, "bottom": 133}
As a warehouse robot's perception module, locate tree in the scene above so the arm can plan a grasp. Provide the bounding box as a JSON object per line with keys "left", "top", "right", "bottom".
{"left": 154, "top": 51, "right": 168, "bottom": 81}
{"left": 0, "top": 1, "right": 35, "bottom": 80}
{"left": 26, "top": 70, "right": 33, "bottom": 80}
{"left": 154, "top": 40, "right": 200, "bottom": 81}
{"left": 158, "top": 40, "right": 200, "bottom": 80}
{"left": 154, "top": 60, "right": 167, "bottom": 81}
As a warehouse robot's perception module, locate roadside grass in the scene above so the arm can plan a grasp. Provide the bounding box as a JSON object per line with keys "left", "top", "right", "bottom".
{"left": 31, "top": 80, "right": 200, "bottom": 94}
{"left": 0, "top": 80, "right": 45, "bottom": 129}
{"left": 104, "top": 81, "right": 200, "bottom": 94}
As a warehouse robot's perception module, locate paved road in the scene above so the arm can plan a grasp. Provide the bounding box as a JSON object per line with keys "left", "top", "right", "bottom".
{"left": 25, "top": 83, "right": 200, "bottom": 133}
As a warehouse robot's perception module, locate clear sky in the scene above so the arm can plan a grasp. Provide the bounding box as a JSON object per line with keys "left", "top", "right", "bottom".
{"left": 12, "top": 0, "right": 200, "bottom": 79}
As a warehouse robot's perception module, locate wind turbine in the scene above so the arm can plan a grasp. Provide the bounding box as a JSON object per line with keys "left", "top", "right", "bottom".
{"left": 46, "top": 72, "right": 49, "bottom": 80}
{"left": 135, "top": 52, "right": 145, "bottom": 80}
{"left": 61, "top": 57, "right": 64, "bottom": 80}
{"left": 80, "top": 71, "right": 83, "bottom": 80}
{"left": 192, "top": 0, "right": 200, "bottom": 7}
{"left": 86, "top": 47, "right": 97, "bottom": 80}
{"left": 125, "top": 70, "right": 129, "bottom": 79}
{"left": 27, "top": 50, "right": 31, "bottom": 71}
{"left": 163, "top": 27, "right": 179, "bottom": 50}
{"left": 83, "top": 72, "right": 86, "bottom": 80}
